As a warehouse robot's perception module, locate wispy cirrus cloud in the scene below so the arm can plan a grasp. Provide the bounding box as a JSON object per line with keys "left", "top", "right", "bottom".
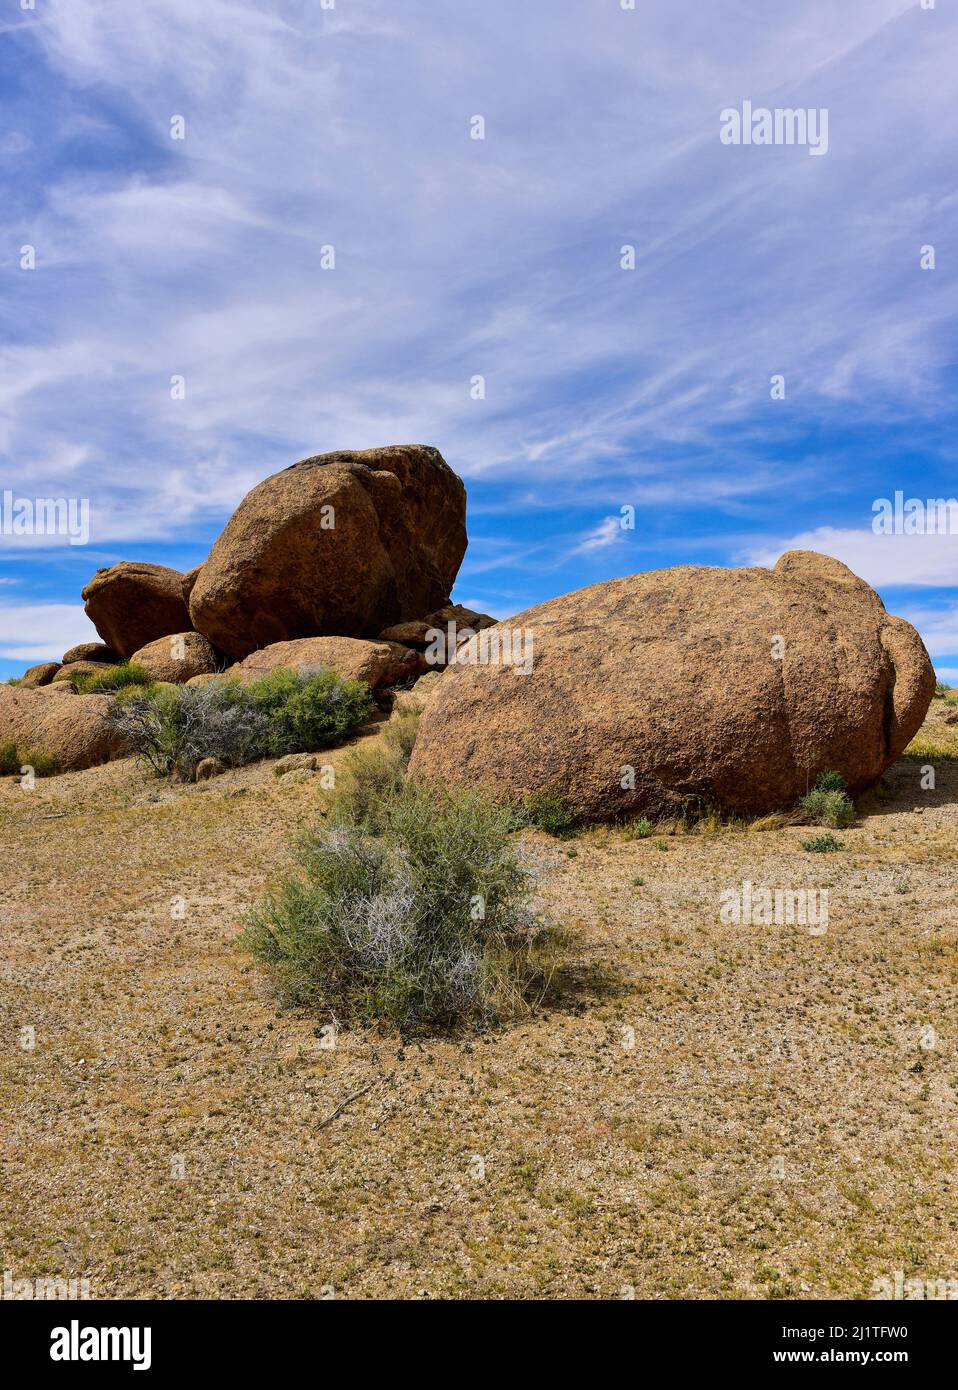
{"left": 1, "top": 0, "right": 957, "bottom": 672}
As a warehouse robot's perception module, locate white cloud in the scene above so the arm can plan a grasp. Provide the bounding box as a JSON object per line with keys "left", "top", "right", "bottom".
{"left": 0, "top": 601, "right": 98, "bottom": 662}
{"left": 1, "top": 0, "right": 955, "bottom": 551}
{"left": 739, "top": 527, "right": 958, "bottom": 588}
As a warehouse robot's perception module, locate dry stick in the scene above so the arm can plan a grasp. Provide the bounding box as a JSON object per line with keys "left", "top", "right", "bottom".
{"left": 317, "top": 1070, "right": 394, "bottom": 1131}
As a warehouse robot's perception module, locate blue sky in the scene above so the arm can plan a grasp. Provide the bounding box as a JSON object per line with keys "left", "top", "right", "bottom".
{"left": 1, "top": 0, "right": 957, "bottom": 678}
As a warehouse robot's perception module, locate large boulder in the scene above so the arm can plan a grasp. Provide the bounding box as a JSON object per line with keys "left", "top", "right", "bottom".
{"left": 188, "top": 445, "right": 467, "bottom": 660}
{"left": 62, "top": 642, "right": 119, "bottom": 664}
{"left": 129, "top": 631, "right": 220, "bottom": 683}
{"left": 408, "top": 552, "right": 936, "bottom": 820}
{"left": 0, "top": 686, "right": 127, "bottom": 772}
{"left": 229, "top": 636, "right": 424, "bottom": 689}
{"left": 82, "top": 562, "right": 191, "bottom": 658}
{"left": 20, "top": 662, "right": 61, "bottom": 688}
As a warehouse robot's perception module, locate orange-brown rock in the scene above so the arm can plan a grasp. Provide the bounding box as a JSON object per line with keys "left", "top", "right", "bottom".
{"left": 129, "top": 632, "right": 220, "bottom": 683}
{"left": 62, "top": 642, "right": 119, "bottom": 664}
{"left": 229, "top": 636, "right": 423, "bottom": 689}
{"left": 82, "top": 562, "right": 191, "bottom": 658}
{"left": 409, "top": 552, "right": 935, "bottom": 820}
{"left": 20, "top": 662, "right": 61, "bottom": 688}
{"left": 188, "top": 446, "right": 467, "bottom": 660}
{"left": 0, "top": 686, "right": 128, "bottom": 772}
{"left": 52, "top": 661, "right": 116, "bottom": 685}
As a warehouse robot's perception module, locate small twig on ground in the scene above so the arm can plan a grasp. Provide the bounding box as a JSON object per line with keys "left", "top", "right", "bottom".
{"left": 317, "top": 1070, "right": 395, "bottom": 1131}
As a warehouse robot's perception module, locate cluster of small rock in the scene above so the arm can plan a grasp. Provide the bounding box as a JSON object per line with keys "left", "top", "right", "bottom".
{"left": 5, "top": 446, "right": 492, "bottom": 772}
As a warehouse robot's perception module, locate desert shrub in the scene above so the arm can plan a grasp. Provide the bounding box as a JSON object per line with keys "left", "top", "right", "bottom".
{"left": 0, "top": 740, "right": 19, "bottom": 774}
{"left": 326, "top": 710, "right": 422, "bottom": 834}
{"left": 802, "top": 832, "right": 844, "bottom": 853}
{"left": 107, "top": 668, "right": 373, "bottom": 780}
{"left": 243, "top": 777, "right": 561, "bottom": 1032}
{"left": 382, "top": 706, "right": 421, "bottom": 759}
{"left": 813, "top": 769, "right": 846, "bottom": 793}
{"left": 516, "top": 787, "right": 577, "bottom": 837}
{"left": 248, "top": 667, "right": 373, "bottom": 755}
{"left": 934, "top": 680, "right": 951, "bottom": 698}
{"left": 623, "top": 816, "right": 654, "bottom": 840}
{"left": 108, "top": 681, "right": 267, "bottom": 779}
{"left": 74, "top": 661, "right": 153, "bottom": 695}
{"left": 799, "top": 784, "right": 855, "bottom": 828}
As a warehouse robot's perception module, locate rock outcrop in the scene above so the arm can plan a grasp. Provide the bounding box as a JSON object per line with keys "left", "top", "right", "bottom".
{"left": 188, "top": 446, "right": 467, "bottom": 660}
{"left": 20, "top": 663, "right": 61, "bottom": 688}
{"left": 82, "top": 562, "right": 191, "bottom": 658}
{"left": 228, "top": 636, "right": 424, "bottom": 689}
{"left": 62, "top": 642, "right": 119, "bottom": 664}
{"left": 0, "top": 686, "right": 127, "bottom": 772}
{"left": 408, "top": 552, "right": 936, "bottom": 820}
{"left": 129, "top": 632, "right": 220, "bottom": 684}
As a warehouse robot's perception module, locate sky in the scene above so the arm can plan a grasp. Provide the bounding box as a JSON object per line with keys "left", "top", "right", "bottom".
{"left": 1, "top": 0, "right": 957, "bottom": 678}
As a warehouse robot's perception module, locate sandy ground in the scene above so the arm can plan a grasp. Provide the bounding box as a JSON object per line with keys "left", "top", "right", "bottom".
{"left": 1, "top": 702, "right": 957, "bottom": 1300}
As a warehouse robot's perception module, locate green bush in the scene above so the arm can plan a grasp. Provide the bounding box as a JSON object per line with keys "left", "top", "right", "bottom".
{"left": 934, "top": 680, "right": 951, "bottom": 698}
{"left": 248, "top": 667, "right": 373, "bottom": 755}
{"left": 802, "top": 832, "right": 844, "bottom": 853}
{"left": 516, "top": 787, "right": 577, "bottom": 837}
{"left": 0, "top": 740, "right": 19, "bottom": 774}
{"left": 624, "top": 816, "right": 654, "bottom": 840}
{"left": 813, "top": 769, "right": 846, "bottom": 793}
{"left": 799, "top": 786, "right": 855, "bottom": 828}
{"left": 74, "top": 661, "right": 154, "bottom": 694}
{"left": 107, "top": 667, "right": 373, "bottom": 780}
{"left": 243, "top": 776, "right": 562, "bottom": 1032}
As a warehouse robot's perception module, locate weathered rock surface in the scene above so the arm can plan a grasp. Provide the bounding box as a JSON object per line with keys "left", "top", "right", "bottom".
{"left": 409, "top": 552, "right": 936, "bottom": 820}
{"left": 188, "top": 445, "right": 467, "bottom": 659}
{"left": 20, "top": 662, "right": 61, "bottom": 688}
{"left": 82, "top": 562, "right": 191, "bottom": 658}
{"left": 52, "top": 661, "right": 116, "bottom": 685}
{"left": 0, "top": 686, "right": 127, "bottom": 772}
{"left": 62, "top": 642, "right": 119, "bottom": 665}
{"left": 129, "top": 632, "right": 220, "bottom": 683}
{"left": 229, "top": 636, "right": 424, "bottom": 689}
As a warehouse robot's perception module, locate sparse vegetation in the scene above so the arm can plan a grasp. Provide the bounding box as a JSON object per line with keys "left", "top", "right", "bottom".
{"left": 517, "top": 787, "right": 577, "bottom": 837}
{"left": 244, "top": 773, "right": 562, "bottom": 1032}
{"left": 800, "top": 772, "right": 856, "bottom": 828}
{"left": 73, "top": 661, "right": 154, "bottom": 695}
{"left": 801, "top": 832, "right": 845, "bottom": 853}
{"left": 934, "top": 679, "right": 951, "bottom": 698}
{"left": 107, "top": 668, "right": 373, "bottom": 781}
{"left": 0, "top": 741, "right": 58, "bottom": 777}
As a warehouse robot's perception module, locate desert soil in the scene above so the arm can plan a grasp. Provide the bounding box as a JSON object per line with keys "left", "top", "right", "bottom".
{"left": 1, "top": 702, "right": 957, "bottom": 1300}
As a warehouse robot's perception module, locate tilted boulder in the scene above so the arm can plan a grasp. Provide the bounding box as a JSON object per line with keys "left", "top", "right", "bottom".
{"left": 408, "top": 552, "right": 936, "bottom": 820}
{"left": 20, "top": 662, "right": 61, "bottom": 688}
{"left": 128, "top": 632, "right": 220, "bottom": 683}
{"left": 52, "top": 661, "right": 116, "bottom": 685}
{"left": 62, "top": 642, "right": 119, "bottom": 664}
{"left": 228, "top": 636, "right": 424, "bottom": 689}
{"left": 0, "top": 685, "right": 128, "bottom": 772}
{"left": 188, "top": 445, "right": 467, "bottom": 660}
{"left": 82, "top": 562, "right": 191, "bottom": 658}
